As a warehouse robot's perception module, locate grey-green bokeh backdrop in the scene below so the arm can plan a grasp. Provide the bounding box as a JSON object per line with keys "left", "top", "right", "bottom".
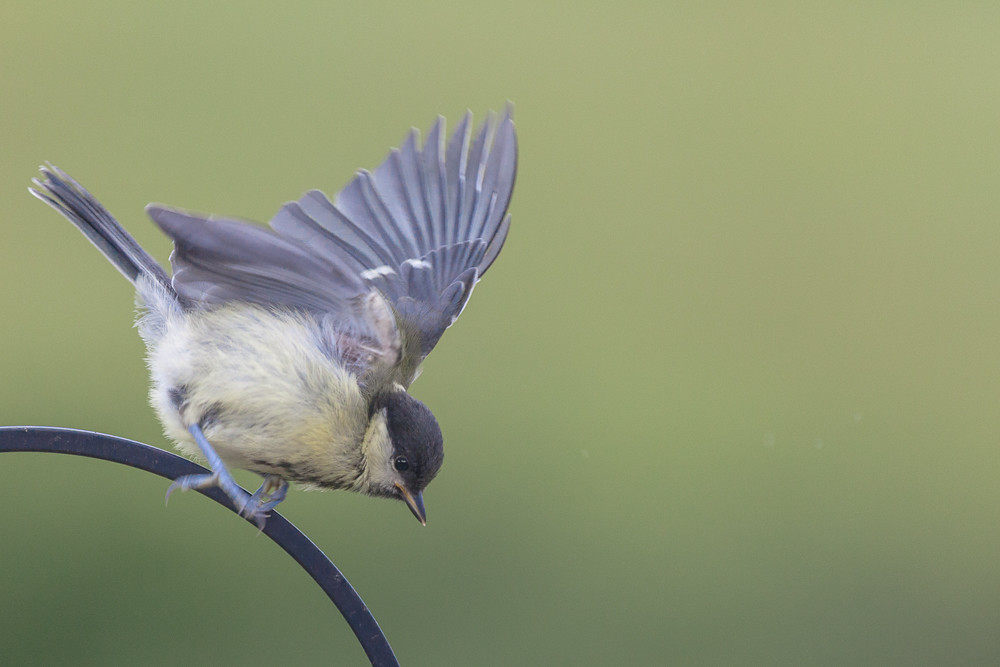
{"left": 3, "top": 2, "right": 1000, "bottom": 665}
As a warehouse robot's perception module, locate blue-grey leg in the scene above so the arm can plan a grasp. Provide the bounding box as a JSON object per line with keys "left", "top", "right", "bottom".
{"left": 244, "top": 474, "right": 289, "bottom": 516}
{"left": 165, "top": 423, "right": 272, "bottom": 528}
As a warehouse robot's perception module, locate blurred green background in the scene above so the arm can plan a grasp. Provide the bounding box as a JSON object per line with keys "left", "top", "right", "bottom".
{"left": 2, "top": 2, "right": 1000, "bottom": 665}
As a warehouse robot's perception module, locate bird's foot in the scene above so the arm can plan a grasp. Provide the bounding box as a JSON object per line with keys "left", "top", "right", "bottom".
{"left": 164, "top": 467, "right": 266, "bottom": 524}
{"left": 164, "top": 423, "right": 274, "bottom": 529}
{"left": 242, "top": 475, "right": 289, "bottom": 523}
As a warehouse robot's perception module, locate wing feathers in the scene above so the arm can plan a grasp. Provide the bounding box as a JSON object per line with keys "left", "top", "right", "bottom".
{"left": 291, "top": 109, "right": 515, "bottom": 358}
{"left": 481, "top": 213, "right": 513, "bottom": 275}
{"left": 444, "top": 111, "right": 472, "bottom": 246}
{"left": 146, "top": 108, "right": 516, "bottom": 366}
{"left": 147, "top": 205, "right": 365, "bottom": 312}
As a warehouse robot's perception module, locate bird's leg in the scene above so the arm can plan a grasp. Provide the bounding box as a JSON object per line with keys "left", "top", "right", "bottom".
{"left": 165, "top": 423, "right": 272, "bottom": 528}
{"left": 244, "top": 474, "right": 289, "bottom": 516}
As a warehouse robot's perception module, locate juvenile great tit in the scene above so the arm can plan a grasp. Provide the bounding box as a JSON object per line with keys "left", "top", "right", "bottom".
{"left": 30, "top": 109, "right": 517, "bottom": 527}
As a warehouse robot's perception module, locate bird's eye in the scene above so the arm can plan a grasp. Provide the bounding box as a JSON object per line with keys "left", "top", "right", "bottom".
{"left": 394, "top": 456, "right": 409, "bottom": 472}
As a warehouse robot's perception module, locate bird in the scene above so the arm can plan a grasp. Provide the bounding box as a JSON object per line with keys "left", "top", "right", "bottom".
{"left": 30, "top": 108, "right": 517, "bottom": 528}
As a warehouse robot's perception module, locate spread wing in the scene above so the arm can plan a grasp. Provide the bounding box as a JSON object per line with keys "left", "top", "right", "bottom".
{"left": 146, "top": 107, "right": 517, "bottom": 378}
{"left": 269, "top": 107, "right": 517, "bottom": 359}
{"left": 146, "top": 206, "right": 368, "bottom": 312}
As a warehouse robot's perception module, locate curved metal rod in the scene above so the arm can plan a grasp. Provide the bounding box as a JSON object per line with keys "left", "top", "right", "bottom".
{"left": 0, "top": 425, "right": 399, "bottom": 667}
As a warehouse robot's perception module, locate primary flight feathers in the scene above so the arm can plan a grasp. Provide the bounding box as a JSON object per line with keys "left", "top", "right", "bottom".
{"left": 148, "top": 108, "right": 517, "bottom": 360}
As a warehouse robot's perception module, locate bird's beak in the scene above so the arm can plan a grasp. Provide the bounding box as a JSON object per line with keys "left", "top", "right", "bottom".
{"left": 395, "top": 482, "right": 426, "bottom": 525}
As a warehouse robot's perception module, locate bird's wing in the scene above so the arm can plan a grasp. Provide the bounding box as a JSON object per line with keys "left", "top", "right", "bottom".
{"left": 268, "top": 107, "right": 517, "bottom": 362}
{"left": 146, "top": 206, "right": 367, "bottom": 311}
{"left": 146, "top": 108, "right": 517, "bottom": 379}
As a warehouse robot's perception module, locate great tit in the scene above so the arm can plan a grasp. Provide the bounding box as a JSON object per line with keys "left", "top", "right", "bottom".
{"left": 30, "top": 109, "right": 517, "bottom": 527}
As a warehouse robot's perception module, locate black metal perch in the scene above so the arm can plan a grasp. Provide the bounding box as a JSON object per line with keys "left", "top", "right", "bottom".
{"left": 0, "top": 425, "right": 399, "bottom": 667}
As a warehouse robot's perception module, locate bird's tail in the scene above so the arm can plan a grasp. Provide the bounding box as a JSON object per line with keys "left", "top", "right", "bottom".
{"left": 30, "top": 165, "right": 174, "bottom": 296}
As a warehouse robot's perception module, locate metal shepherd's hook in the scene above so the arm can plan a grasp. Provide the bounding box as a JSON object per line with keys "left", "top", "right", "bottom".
{"left": 0, "top": 426, "right": 399, "bottom": 667}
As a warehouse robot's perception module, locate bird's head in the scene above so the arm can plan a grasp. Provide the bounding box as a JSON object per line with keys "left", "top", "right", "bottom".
{"left": 359, "top": 388, "right": 444, "bottom": 524}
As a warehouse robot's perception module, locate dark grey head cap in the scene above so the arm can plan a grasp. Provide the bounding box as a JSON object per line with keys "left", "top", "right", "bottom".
{"left": 377, "top": 390, "right": 444, "bottom": 492}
